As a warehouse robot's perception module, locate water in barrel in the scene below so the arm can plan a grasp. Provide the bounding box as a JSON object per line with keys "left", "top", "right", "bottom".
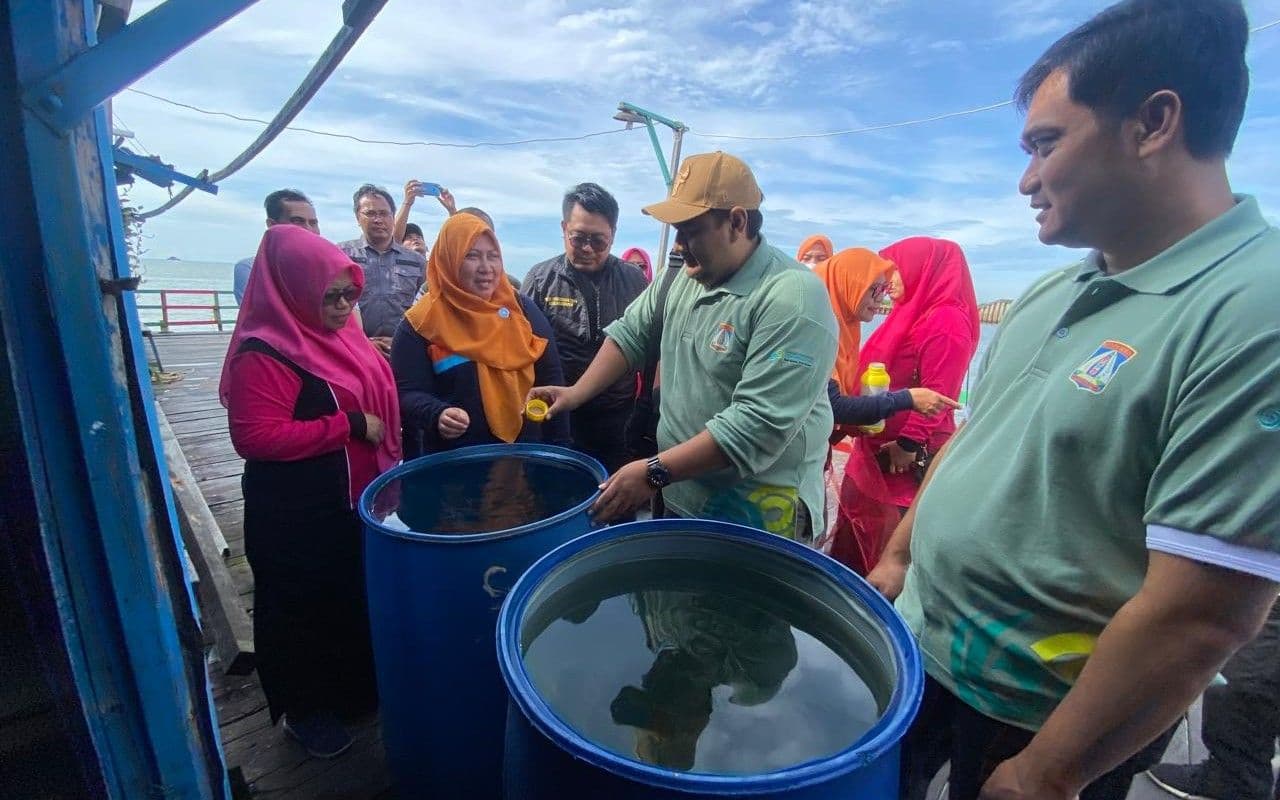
{"left": 521, "top": 557, "right": 884, "bottom": 775}
{"left": 368, "top": 455, "right": 600, "bottom": 534}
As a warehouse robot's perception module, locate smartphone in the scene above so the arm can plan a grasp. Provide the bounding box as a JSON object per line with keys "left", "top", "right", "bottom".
{"left": 415, "top": 181, "right": 443, "bottom": 197}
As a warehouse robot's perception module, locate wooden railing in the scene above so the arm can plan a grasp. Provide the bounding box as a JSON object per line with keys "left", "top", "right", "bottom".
{"left": 136, "top": 289, "right": 238, "bottom": 332}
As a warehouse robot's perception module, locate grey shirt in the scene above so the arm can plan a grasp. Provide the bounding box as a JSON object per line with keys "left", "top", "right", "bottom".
{"left": 337, "top": 238, "right": 425, "bottom": 338}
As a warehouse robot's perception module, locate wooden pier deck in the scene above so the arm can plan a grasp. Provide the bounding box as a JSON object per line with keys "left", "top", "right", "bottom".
{"left": 152, "top": 333, "right": 392, "bottom": 800}
{"left": 150, "top": 331, "right": 1204, "bottom": 800}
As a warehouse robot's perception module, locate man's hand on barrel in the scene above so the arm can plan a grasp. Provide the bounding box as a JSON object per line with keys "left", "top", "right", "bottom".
{"left": 980, "top": 756, "right": 1079, "bottom": 800}
{"left": 526, "top": 385, "right": 582, "bottom": 420}
{"left": 591, "top": 459, "right": 655, "bottom": 522}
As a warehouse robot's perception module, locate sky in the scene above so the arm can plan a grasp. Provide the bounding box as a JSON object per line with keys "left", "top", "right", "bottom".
{"left": 115, "top": 0, "right": 1280, "bottom": 301}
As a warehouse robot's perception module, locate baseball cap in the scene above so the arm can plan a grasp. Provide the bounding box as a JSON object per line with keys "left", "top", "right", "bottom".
{"left": 404, "top": 222, "right": 425, "bottom": 238}
{"left": 642, "top": 151, "right": 764, "bottom": 225}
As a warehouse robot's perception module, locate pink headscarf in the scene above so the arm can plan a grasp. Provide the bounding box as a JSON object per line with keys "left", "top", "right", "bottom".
{"left": 220, "top": 225, "right": 401, "bottom": 470}
{"left": 858, "top": 237, "right": 980, "bottom": 377}
{"left": 620, "top": 247, "right": 654, "bottom": 283}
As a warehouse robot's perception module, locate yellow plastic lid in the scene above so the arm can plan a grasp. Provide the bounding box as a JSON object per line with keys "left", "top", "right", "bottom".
{"left": 525, "top": 398, "right": 549, "bottom": 423}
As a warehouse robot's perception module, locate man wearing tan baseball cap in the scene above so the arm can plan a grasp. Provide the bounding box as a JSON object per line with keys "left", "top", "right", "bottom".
{"left": 529, "top": 151, "right": 840, "bottom": 542}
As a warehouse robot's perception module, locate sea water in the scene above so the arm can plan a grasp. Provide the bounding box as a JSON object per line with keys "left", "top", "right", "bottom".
{"left": 368, "top": 455, "right": 599, "bottom": 535}
{"left": 522, "top": 557, "right": 883, "bottom": 775}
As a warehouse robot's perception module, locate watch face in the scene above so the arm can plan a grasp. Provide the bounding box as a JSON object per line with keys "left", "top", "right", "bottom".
{"left": 646, "top": 460, "right": 670, "bottom": 488}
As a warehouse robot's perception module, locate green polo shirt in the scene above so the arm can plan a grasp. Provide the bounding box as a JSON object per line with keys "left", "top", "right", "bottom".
{"left": 897, "top": 196, "right": 1280, "bottom": 731}
{"left": 605, "top": 236, "right": 837, "bottom": 538}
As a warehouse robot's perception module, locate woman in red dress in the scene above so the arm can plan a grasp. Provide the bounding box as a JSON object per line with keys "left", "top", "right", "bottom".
{"left": 834, "top": 237, "right": 979, "bottom": 575}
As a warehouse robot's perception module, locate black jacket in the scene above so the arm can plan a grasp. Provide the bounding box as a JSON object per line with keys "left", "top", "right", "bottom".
{"left": 521, "top": 254, "right": 647, "bottom": 411}
{"left": 390, "top": 295, "right": 571, "bottom": 460}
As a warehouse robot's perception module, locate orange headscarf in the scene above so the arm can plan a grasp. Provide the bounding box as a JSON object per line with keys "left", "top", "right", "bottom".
{"left": 814, "top": 248, "right": 897, "bottom": 394}
{"left": 796, "top": 234, "right": 834, "bottom": 264}
{"left": 403, "top": 214, "right": 547, "bottom": 443}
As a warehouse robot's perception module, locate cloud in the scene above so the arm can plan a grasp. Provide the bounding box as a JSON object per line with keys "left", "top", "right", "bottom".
{"left": 113, "top": 0, "right": 1280, "bottom": 305}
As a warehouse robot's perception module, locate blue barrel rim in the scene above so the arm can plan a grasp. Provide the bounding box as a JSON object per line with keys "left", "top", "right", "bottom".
{"left": 358, "top": 443, "right": 608, "bottom": 545}
{"left": 497, "top": 519, "right": 925, "bottom": 794}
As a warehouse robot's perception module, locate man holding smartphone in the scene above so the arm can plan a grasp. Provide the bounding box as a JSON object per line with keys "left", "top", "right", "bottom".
{"left": 393, "top": 178, "right": 456, "bottom": 249}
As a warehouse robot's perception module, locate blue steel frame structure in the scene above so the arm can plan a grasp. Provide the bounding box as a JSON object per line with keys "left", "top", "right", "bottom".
{"left": 1, "top": 3, "right": 262, "bottom": 795}
{"left": 0, "top": 1, "right": 401, "bottom": 797}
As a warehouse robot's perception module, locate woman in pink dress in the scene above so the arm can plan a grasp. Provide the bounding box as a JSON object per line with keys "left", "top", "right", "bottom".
{"left": 834, "top": 236, "right": 979, "bottom": 575}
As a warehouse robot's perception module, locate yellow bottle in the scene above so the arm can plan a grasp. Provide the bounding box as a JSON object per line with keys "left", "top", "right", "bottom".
{"left": 858, "top": 363, "right": 891, "bottom": 434}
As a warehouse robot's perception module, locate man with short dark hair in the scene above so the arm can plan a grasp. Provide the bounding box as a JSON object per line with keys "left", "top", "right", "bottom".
{"left": 521, "top": 183, "right": 647, "bottom": 473}
{"left": 865, "top": 2, "right": 1280, "bottom": 798}
{"left": 402, "top": 223, "right": 427, "bottom": 257}
{"left": 338, "top": 184, "right": 426, "bottom": 357}
{"left": 529, "top": 153, "right": 838, "bottom": 540}
{"left": 232, "top": 189, "right": 319, "bottom": 304}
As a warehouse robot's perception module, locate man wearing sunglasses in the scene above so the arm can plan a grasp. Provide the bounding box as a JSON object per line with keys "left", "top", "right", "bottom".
{"left": 522, "top": 183, "right": 648, "bottom": 475}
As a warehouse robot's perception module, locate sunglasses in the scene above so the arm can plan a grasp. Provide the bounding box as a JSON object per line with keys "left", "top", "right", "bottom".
{"left": 323, "top": 286, "right": 361, "bottom": 306}
{"left": 567, "top": 233, "right": 610, "bottom": 251}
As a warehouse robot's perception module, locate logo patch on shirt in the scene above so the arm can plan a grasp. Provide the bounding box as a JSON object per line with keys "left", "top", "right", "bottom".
{"left": 767, "top": 348, "right": 816, "bottom": 367}
{"left": 1069, "top": 340, "right": 1137, "bottom": 395}
{"left": 545, "top": 296, "right": 577, "bottom": 308}
{"left": 709, "top": 322, "right": 735, "bottom": 353}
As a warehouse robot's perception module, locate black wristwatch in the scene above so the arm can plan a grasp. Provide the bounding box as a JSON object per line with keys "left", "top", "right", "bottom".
{"left": 645, "top": 456, "right": 672, "bottom": 489}
{"left": 896, "top": 436, "right": 924, "bottom": 454}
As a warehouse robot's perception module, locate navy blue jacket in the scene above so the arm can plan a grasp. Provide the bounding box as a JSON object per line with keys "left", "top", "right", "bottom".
{"left": 827, "top": 380, "right": 913, "bottom": 427}
{"left": 392, "top": 295, "right": 571, "bottom": 459}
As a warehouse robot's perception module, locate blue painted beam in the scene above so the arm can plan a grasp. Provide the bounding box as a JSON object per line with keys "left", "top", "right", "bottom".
{"left": 20, "top": 0, "right": 260, "bottom": 131}
{"left": 1, "top": 1, "right": 234, "bottom": 796}
{"left": 343, "top": 0, "right": 387, "bottom": 28}
{"left": 112, "top": 147, "right": 217, "bottom": 194}
{"left": 618, "top": 101, "right": 687, "bottom": 134}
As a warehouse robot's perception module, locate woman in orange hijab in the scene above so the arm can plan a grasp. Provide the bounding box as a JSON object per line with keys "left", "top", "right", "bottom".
{"left": 797, "top": 234, "right": 834, "bottom": 268}
{"left": 815, "top": 248, "right": 959, "bottom": 574}
{"left": 391, "top": 214, "right": 570, "bottom": 458}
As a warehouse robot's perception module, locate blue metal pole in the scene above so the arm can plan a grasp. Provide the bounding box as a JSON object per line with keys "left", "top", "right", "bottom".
{"left": 20, "top": 0, "right": 261, "bottom": 131}
{"left": 2, "top": 1, "right": 245, "bottom": 796}
{"left": 641, "top": 117, "right": 672, "bottom": 187}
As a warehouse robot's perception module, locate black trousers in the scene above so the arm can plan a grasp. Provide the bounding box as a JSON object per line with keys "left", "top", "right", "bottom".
{"left": 569, "top": 404, "right": 634, "bottom": 475}
{"left": 1199, "top": 599, "right": 1280, "bottom": 799}
{"left": 900, "top": 677, "right": 1176, "bottom": 800}
{"left": 244, "top": 502, "right": 377, "bottom": 723}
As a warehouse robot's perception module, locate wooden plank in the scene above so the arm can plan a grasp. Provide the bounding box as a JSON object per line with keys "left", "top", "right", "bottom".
{"left": 192, "top": 458, "right": 246, "bottom": 483}
{"left": 199, "top": 474, "right": 245, "bottom": 507}
{"left": 157, "top": 408, "right": 255, "bottom": 675}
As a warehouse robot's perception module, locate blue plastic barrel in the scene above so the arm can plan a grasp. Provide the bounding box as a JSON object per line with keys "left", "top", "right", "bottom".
{"left": 359, "top": 444, "right": 606, "bottom": 799}
{"left": 498, "top": 519, "right": 923, "bottom": 799}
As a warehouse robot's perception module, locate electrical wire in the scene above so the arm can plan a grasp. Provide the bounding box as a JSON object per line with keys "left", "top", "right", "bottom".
{"left": 692, "top": 101, "right": 1016, "bottom": 141}
{"left": 693, "top": 16, "right": 1279, "bottom": 142}
{"left": 122, "top": 17, "right": 1280, "bottom": 152}
{"left": 125, "top": 87, "right": 632, "bottom": 149}
{"left": 111, "top": 112, "right": 157, "bottom": 157}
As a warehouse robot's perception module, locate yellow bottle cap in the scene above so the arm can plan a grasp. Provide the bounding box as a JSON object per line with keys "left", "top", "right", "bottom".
{"left": 525, "top": 398, "right": 549, "bottom": 422}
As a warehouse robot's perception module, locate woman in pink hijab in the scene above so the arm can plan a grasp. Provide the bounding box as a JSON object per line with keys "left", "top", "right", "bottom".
{"left": 832, "top": 237, "right": 979, "bottom": 576}
{"left": 221, "top": 224, "right": 401, "bottom": 758}
{"left": 620, "top": 246, "right": 654, "bottom": 283}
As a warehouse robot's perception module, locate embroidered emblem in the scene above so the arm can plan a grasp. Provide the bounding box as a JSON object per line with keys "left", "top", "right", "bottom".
{"left": 673, "top": 163, "right": 692, "bottom": 194}
{"left": 1260, "top": 407, "right": 1280, "bottom": 431}
{"left": 498, "top": 307, "right": 511, "bottom": 319}
{"left": 709, "top": 322, "right": 734, "bottom": 353}
{"left": 545, "top": 296, "right": 577, "bottom": 308}
{"left": 1069, "top": 339, "right": 1137, "bottom": 395}
{"left": 766, "top": 348, "right": 815, "bottom": 367}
